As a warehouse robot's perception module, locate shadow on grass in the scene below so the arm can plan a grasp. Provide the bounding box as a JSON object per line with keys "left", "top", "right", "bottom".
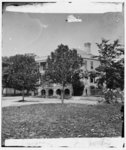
{"left": 17, "top": 100, "right": 40, "bottom": 102}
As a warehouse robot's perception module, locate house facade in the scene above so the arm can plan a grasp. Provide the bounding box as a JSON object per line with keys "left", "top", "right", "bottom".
{"left": 35, "top": 42, "right": 100, "bottom": 97}
{"left": 2, "top": 42, "right": 100, "bottom": 97}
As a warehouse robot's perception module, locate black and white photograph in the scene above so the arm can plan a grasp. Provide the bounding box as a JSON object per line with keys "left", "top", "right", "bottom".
{"left": 1, "top": 0, "right": 125, "bottom": 148}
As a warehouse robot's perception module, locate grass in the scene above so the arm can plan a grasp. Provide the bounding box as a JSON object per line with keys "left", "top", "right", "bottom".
{"left": 2, "top": 103, "right": 122, "bottom": 146}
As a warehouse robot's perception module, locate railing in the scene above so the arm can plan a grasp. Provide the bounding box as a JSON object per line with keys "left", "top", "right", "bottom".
{"left": 90, "top": 89, "right": 103, "bottom": 96}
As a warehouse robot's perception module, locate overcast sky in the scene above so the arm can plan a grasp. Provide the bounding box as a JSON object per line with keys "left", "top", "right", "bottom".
{"left": 2, "top": 3, "right": 124, "bottom": 57}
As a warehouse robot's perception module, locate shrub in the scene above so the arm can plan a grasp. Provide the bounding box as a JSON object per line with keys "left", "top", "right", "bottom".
{"left": 103, "top": 88, "right": 124, "bottom": 104}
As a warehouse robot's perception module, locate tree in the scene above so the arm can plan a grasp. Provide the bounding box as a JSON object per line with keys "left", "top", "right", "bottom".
{"left": 71, "top": 70, "right": 84, "bottom": 96}
{"left": 95, "top": 39, "right": 124, "bottom": 90}
{"left": 2, "top": 57, "right": 11, "bottom": 95}
{"left": 44, "top": 44, "right": 83, "bottom": 104}
{"left": 4, "top": 54, "right": 40, "bottom": 101}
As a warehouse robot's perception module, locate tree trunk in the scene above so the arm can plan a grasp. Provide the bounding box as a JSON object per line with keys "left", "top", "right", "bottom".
{"left": 61, "top": 85, "right": 64, "bottom": 104}
{"left": 2, "top": 87, "right": 4, "bottom": 96}
{"left": 22, "top": 89, "right": 25, "bottom": 102}
{"left": 6, "top": 88, "right": 7, "bottom": 96}
{"left": 14, "top": 89, "right": 16, "bottom": 96}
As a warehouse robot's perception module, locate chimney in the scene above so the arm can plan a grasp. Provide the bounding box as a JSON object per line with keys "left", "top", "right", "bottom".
{"left": 84, "top": 42, "right": 91, "bottom": 54}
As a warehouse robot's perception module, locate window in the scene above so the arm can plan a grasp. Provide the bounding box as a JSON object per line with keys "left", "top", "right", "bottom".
{"left": 40, "top": 62, "right": 46, "bottom": 70}
{"left": 43, "top": 63, "right": 46, "bottom": 70}
{"left": 40, "top": 62, "right": 43, "bottom": 66}
{"left": 91, "top": 61, "right": 93, "bottom": 69}
{"left": 90, "top": 77, "right": 93, "bottom": 83}
{"left": 83, "top": 60, "right": 87, "bottom": 69}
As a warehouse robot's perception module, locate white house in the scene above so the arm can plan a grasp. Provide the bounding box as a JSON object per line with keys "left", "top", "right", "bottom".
{"left": 35, "top": 42, "right": 100, "bottom": 97}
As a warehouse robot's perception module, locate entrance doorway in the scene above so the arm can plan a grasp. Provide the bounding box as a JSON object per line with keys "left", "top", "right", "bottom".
{"left": 65, "top": 89, "right": 70, "bottom": 96}
{"left": 41, "top": 89, "right": 46, "bottom": 97}
{"left": 48, "top": 89, "right": 53, "bottom": 96}
{"left": 73, "top": 83, "right": 84, "bottom": 96}
{"left": 56, "top": 89, "right": 61, "bottom": 95}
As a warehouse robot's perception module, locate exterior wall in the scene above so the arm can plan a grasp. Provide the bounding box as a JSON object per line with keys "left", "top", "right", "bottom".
{"left": 82, "top": 58, "right": 100, "bottom": 71}
{"left": 36, "top": 57, "right": 100, "bottom": 97}
{"left": 37, "top": 84, "right": 73, "bottom": 98}
{"left": 2, "top": 45, "right": 100, "bottom": 97}
{"left": 80, "top": 58, "right": 100, "bottom": 96}
{"left": 35, "top": 43, "right": 100, "bottom": 97}
{"left": 93, "top": 60, "right": 100, "bottom": 71}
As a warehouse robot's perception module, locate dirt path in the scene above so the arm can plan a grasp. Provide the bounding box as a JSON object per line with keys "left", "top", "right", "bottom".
{"left": 2, "top": 96, "right": 100, "bottom": 107}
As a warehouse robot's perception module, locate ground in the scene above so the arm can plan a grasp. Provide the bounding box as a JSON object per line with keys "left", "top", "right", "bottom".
{"left": 2, "top": 96, "right": 99, "bottom": 107}
{"left": 2, "top": 99, "right": 122, "bottom": 146}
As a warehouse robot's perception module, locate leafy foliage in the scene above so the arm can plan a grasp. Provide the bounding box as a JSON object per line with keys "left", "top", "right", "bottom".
{"left": 72, "top": 71, "right": 84, "bottom": 96}
{"left": 44, "top": 44, "right": 83, "bottom": 102}
{"left": 95, "top": 39, "right": 124, "bottom": 90}
{"left": 2, "top": 57, "right": 11, "bottom": 90}
{"left": 102, "top": 89, "right": 124, "bottom": 104}
{"left": 2, "top": 55, "right": 40, "bottom": 100}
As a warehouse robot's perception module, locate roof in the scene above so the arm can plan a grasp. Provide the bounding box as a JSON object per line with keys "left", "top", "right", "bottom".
{"left": 76, "top": 48, "right": 93, "bottom": 58}
{"left": 76, "top": 48, "right": 99, "bottom": 61}
{"left": 35, "top": 56, "right": 48, "bottom": 62}
{"left": 35, "top": 49, "right": 99, "bottom": 62}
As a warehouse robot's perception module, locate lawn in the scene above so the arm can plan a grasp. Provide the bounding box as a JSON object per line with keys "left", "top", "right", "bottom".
{"left": 2, "top": 103, "right": 122, "bottom": 146}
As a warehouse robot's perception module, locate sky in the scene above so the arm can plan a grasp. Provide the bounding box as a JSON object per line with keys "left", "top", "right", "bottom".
{"left": 2, "top": 3, "right": 124, "bottom": 57}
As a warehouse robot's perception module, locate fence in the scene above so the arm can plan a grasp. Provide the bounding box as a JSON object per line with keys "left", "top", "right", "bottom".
{"left": 2, "top": 88, "right": 28, "bottom": 96}
{"left": 90, "top": 89, "right": 103, "bottom": 96}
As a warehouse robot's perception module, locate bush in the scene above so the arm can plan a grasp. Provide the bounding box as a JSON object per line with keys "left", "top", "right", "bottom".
{"left": 103, "top": 89, "right": 124, "bottom": 103}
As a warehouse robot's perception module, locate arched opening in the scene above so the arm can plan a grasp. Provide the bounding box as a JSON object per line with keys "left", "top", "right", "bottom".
{"left": 65, "top": 89, "right": 70, "bottom": 96}
{"left": 41, "top": 89, "right": 46, "bottom": 96}
{"left": 48, "top": 89, "right": 53, "bottom": 96}
{"left": 56, "top": 89, "right": 61, "bottom": 95}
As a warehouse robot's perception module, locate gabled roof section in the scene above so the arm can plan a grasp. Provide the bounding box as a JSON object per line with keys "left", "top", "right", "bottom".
{"left": 35, "top": 56, "right": 48, "bottom": 62}
{"left": 76, "top": 48, "right": 98, "bottom": 60}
